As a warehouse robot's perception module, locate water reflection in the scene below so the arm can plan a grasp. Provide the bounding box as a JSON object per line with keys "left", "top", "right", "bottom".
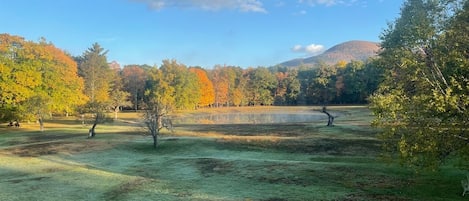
{"left": 175, "top": 113, "right": 325, "bottom": 124}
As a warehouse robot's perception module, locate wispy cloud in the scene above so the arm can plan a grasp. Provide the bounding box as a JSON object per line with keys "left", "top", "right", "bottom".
{"left": 297, "top": 0, "right": 364, "bottom": 7}
{"left": 293, "top": 10, "right": 307, "bottom": 15}
{"left": 133, "top": 0, "right": 267, "bottom": 13}
{"left": 292, "top": 43, "right": 325, "bottom": 55}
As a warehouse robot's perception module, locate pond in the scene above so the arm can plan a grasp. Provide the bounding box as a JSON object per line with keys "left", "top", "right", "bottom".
{"left": 174, "top": 111, "right": 326, "bottom": 124}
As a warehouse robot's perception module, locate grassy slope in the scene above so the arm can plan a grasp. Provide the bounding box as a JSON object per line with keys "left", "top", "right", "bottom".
{"left": 0, "top": 106, "right": 466, "bottom": 201}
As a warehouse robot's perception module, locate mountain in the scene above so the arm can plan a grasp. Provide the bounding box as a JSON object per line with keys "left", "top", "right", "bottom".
{"left": 279, "top": 40, "right": 380, "bottom": 68}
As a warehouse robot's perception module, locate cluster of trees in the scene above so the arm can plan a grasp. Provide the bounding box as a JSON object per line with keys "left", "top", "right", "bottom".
{"left": 0, "top": 34, "right": 87, "bottom": 131}
{"left": 0, "top": 33, "right": 383, "bottom": 125}
{"left": 121, "top": 61, "right": 382, "bottom": 111}
{"left": 370, "top": 0, "right": 469, "bottom": 170}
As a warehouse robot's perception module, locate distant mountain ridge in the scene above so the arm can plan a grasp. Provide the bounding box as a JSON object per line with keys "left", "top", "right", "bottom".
{"left": 279, "top": 40, "right": 380, "bottom": 68}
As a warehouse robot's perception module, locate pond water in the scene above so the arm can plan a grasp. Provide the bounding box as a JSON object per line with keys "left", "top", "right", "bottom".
{"left": 175, "top": 112, "right": 326, "bottom": 124}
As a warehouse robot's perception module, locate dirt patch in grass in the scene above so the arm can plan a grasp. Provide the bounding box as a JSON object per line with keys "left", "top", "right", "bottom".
{"left": 196, "top": 158, "right": 234, "bottom": 177}
{"left": 3, "top": 141, "right": 70, "bottom": 156}
{"left": 180, "top": 123, "right": 311, "bottom": 137}
{"left": 28, "top": 133, "right": 79, "bottom": 142}
{"left": 261, "top": 198, "right": 288, "bottom": 201}
{"left": 216, "top": 137, "right": 380, "bottom": 156}
{"left": 236, "top": 162, "right": 318, "bottom": 188}
{"left": 103, "top": 178, "right": 149, "bottom": 201}
{"left": 327, "top": 166, "right": 413, "bottom": 189}
{"left": 4, "top": 176, "right": 50, "bottom": 184}
{"left": 1, "top": 140, "right": 111, "bottom": 157}
{"left": 341, "top": 193, "right": 411, "bottom": 201}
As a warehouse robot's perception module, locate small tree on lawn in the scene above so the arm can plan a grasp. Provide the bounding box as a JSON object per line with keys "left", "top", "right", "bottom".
{"left": 321, "top": 106, "right": 334, "bottom": 127}
{"left": 83, "top": 101, "right": 111, "bottom": 138}
{"left": 313, "top": 63, "right": 338, "bottom": 126}
{"left": 144, "top": 101, "right": 171, "bottom": 148}
{"left": 144, "top": 66, "right": 175, "bottom": 148}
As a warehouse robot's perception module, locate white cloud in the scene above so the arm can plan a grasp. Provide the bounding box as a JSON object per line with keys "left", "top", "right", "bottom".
{"left": 133, "top": 0, "right": 267, "bottom": 13}
{"left": 291, "top": 43, "right": 325, "bottom": 55}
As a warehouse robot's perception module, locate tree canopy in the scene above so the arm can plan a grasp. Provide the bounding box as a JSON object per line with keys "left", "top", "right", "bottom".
{"left": 370, "top": 0, "right": 469, "bottom": 170}
{"left": 76, "top": 43, "right": 114, "bottom": 103}
{"left": 0, "top": 34, "right": 87, "bottom": 124}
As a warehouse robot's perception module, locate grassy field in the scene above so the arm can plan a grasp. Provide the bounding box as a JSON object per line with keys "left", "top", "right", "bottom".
{"left": 0, "top": 106, "right": 466, "bottom": 201}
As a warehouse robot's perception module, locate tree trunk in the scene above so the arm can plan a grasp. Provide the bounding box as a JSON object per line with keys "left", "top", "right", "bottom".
{"left": 88, "top": 114, "right": 99, "bottom": 138}
{"left": 39, "top": 117, "right": 44, "bottom": 132}
{"left": 88, "top": 122, "right": 97, "bottom": 138}
{"left": 114, "top": 107, "right": 119, "bottom": 120}
{"left": 321, "top": 106, "right": 334, "bottom": 126}
{"left": 152, "top": 134, "right": 158, "bottom": 148}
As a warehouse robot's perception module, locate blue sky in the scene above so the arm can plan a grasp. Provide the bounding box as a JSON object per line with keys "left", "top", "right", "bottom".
{"left": 1, "top": 0, "right": 403, "bottom": 68}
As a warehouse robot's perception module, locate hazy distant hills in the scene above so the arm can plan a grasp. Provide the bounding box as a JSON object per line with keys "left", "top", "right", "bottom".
{"left": 279, "top": 40, "right": 380, "bottom": 68}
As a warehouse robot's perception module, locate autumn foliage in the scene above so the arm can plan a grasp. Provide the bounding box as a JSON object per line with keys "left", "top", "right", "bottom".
{"left": 0, "top": 34, "right": 87, "bottom": 122}
{"left": 189, "top": 67, "right": 215, "bottom": 107}
{"left": 1, "top": 33, "right": 385, "bottom": 124}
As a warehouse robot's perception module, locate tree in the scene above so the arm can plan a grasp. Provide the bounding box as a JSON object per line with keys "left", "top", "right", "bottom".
{"left": 0, "top": 34, "right": 87, "bottom": 128}
{"left": 122, "top": 65, "right": 148, "bottom": 111}
{"left": 272, "top": 67, "right": 301, "bottom": 106}
{"left": 370, "top": 0, "right": 468, "bottom": 170}
{"left": 110, "top": 89, "right": 131, "bottom": 120}
{"left": 245, "top": 67, "right": 276, "bottom": 105}
{"left": 76, "top": 43, "right": 114, "bottom": 137}
{"left": 189, "top": 67, "right": 215, "bottom": 107}
{"left": 159, "top": 60, "right": 200, "bottom": 109}
{"left": 144, "top": 67, "right": 175, "bottom": 148}
{"left": 82, "top": 102, "right": 110, "bottom": 138}
{"left": 340, "top": 60, "right": 383, "bottom": 104}
{"left": 76, "top": 43, "right": 113, "bottom": 103}
{"left": 109, "top": 64, "right": 131, "bottom": 119}
{"left": 210, "top": 65, "right": 230, "bottom": 107}
{"left": 313, "top": 62, "right": 338, "bottom": 105}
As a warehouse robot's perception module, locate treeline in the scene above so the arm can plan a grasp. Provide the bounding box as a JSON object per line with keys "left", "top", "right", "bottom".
{"left": 123, "top": 59, "right": 382, "bottom": 110}
{"left": 0, "top": 33, "right": 383, "bottom": 123}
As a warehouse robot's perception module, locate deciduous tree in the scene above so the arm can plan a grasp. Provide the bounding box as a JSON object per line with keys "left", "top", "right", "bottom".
{"left": 144, "top": 66, "right": 175, "bottom": 148}
{"left": 370, "top": 0, "right": 468, "bottom": 170}
{"left": 245, "top": 67, "right": 276, "bottom": 105}
{"left": 0, "top": 34, "right": 87, "bottom": 128}
{"left": 122, "top": 65, "right": 148, "bottom": 111}
{"left": 189, "top": 67, "right": 215, "bottom": 107}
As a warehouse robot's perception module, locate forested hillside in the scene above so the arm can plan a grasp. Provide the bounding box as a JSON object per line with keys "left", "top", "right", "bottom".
{"left": 279, "top": 40, "right": 380, "bottom": 68}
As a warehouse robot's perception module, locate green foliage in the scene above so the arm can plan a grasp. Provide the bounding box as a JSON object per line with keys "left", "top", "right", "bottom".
{"left": 0, "top": 34, "right": 87, "bottom": 123}
{"left": 76, "top": 43, "right": 114, "bottom": 103}
{"left": 245, "top": 67, "right": 277, "bottom": 105}
{"left": 145, "top": 59, "right": 200, "bottom": 110}
{"left": 160, "top": 60, "right": 200, "bottom": 109}
{"left": 295, "top": 60, "right": 381, "bottom": 105}
{"left": 370, "top": 0, "right": 469, "bottom": 170}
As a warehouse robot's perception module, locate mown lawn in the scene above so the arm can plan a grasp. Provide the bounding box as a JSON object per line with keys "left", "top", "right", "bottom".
{"left": 0, "top": 106, "right": 466, "bottom": 200}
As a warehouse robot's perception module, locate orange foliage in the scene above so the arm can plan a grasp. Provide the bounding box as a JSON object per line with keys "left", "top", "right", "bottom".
{"left": 189, "top": 67, "right": 215, "bottom": 107}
